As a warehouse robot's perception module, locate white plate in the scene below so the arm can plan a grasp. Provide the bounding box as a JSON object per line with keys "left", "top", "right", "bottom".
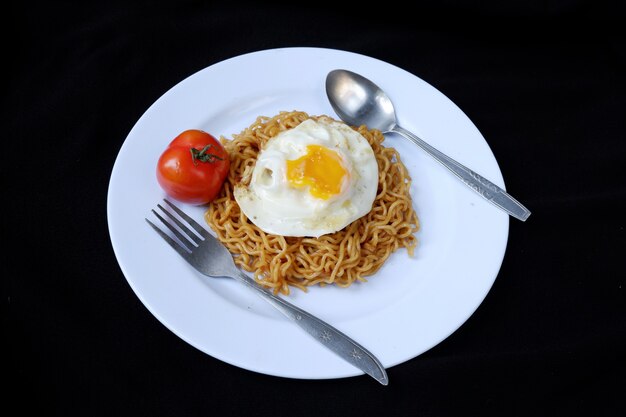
{"left": 107, "top": 47, "right": 509, "bottom": 380}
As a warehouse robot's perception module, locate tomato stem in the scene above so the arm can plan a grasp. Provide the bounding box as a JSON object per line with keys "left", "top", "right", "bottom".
{"left": 190, "top": 145, "right": 223, "bottom": 165}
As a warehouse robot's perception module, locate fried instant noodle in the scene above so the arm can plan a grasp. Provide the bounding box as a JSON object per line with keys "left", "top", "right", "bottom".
{"left": 205, "top": 111, "right": 419, "bottom": 295}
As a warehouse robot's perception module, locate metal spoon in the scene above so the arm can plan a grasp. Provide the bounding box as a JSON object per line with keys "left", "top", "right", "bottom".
{"left": 325, "top": 69, "right": 531, "bottom": 221}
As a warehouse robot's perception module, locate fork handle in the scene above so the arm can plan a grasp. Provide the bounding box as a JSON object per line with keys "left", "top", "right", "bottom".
{"left": 232, "top": 270, "right": 388, "bottom": 385}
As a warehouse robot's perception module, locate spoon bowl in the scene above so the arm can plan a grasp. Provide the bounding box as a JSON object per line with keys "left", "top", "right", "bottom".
{"left": 325, "top": 69, "right": 397, "bottom": 132}
{"left": 325, "top": 69, "right": 531, "bottom": 222}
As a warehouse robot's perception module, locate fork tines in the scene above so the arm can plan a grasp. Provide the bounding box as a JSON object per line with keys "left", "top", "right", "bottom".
{"left": 145, "top": 199, "right": 209, "bottom": 255}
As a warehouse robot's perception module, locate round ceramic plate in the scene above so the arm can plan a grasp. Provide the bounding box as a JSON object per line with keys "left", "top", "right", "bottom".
{"left": 107, "top": 47, "right": 509, "bottom": 380}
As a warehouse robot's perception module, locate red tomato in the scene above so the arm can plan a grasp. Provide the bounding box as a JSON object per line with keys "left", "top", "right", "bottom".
{"left": 156, "top": 130, "right": 230, "bottom": 204}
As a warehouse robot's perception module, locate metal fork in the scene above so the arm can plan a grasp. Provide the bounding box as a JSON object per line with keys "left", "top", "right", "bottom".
{"left": 146, "top": 199, "right": 388, "bottom": 385}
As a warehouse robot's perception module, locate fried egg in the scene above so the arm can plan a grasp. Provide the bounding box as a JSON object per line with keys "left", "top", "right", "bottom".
{"left": 234, "top": 118, "right": 378, "bottom": 237}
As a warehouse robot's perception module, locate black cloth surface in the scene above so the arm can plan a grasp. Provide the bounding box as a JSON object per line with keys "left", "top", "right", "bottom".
{"left": 7, "top": 2, "right": 625, "bottom": 416}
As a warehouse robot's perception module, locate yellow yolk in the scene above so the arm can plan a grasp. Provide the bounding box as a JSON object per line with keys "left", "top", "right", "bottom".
{"left": 286, "top": 145, "right": 347, "bottom": 200}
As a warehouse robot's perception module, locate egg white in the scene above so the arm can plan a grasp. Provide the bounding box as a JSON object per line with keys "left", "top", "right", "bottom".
{"left": 234, "top": 118, "right": 378, "bottom": 237}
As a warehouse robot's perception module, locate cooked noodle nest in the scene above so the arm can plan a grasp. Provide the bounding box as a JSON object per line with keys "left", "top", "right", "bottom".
{"left": 205, "top": 111, "right": 419, "bottom": 295}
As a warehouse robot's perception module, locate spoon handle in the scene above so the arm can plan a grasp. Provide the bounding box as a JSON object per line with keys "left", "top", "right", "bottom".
{"left": 392, "top": 125, "right": 531, "bottom": 221}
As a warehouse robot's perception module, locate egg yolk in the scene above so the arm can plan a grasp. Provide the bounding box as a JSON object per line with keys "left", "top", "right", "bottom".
{"left": 286, "top": 145, "right": 347, "bottom": 200}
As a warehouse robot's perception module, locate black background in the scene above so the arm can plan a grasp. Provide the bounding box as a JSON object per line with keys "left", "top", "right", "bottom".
{"left": 7, "top": 1, "right": 625, "bottom": 416}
